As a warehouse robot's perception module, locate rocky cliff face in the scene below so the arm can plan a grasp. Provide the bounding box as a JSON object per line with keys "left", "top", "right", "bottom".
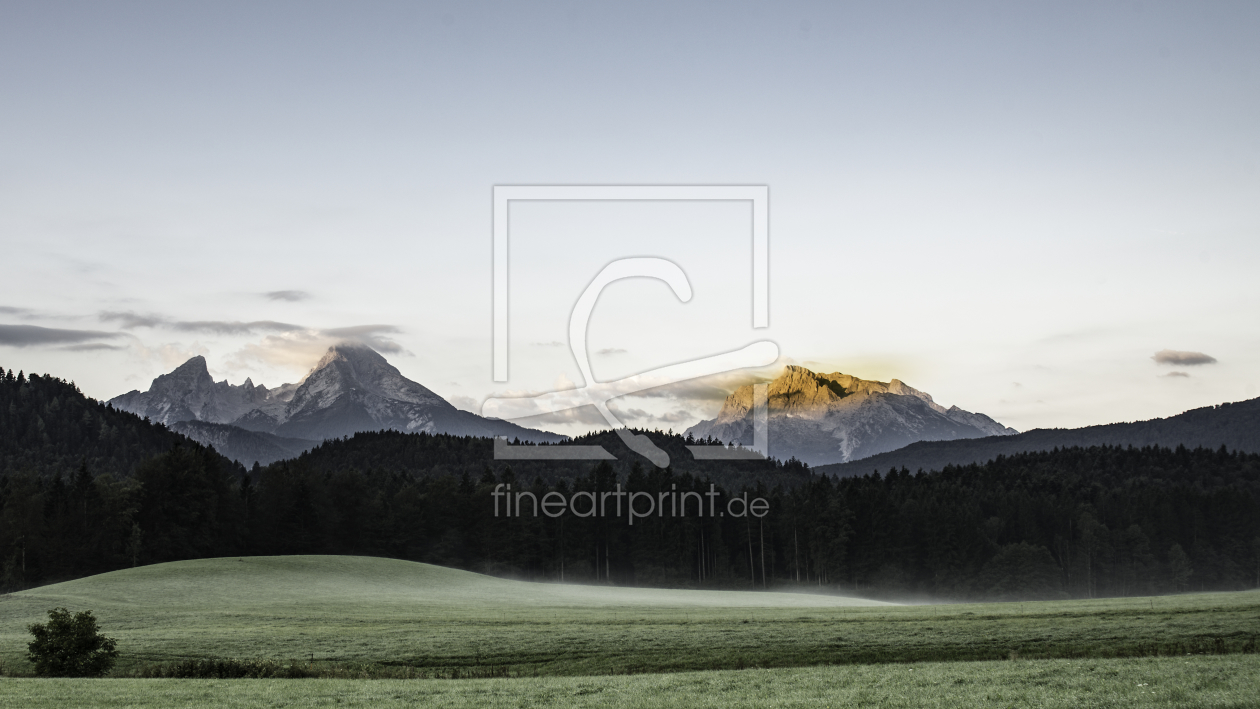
{"left": 109, "top": 343, "right": 564, "bottom": 463}
{"left": 262, "top": 343, "right": 561, "bottom": 442}
{"left": 108, "top": 356, "right": 280, "bottom": 426}
{"left": 684, "top": 365, "right": 1015, "bottom": 467}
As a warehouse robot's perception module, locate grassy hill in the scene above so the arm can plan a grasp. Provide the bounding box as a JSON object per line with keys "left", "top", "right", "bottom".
{"left": 4, "top": 555, "right": 886, "bottom": 615}
{"left": 1, "top": 556, "right": 1256, "bottom": 679}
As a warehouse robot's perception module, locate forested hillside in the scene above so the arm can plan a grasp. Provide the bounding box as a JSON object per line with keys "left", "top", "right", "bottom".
{"left": 0, "top": 366, "right": 237, "bottom": 478}
{"left": 288, "top": 428, "right": 807, "bottom": 488}
{"left": 816, "top": 397, "right": 1260, "bottom": 478}
{"left": 3, "top": 426, "right": 1257, "bottom": 599}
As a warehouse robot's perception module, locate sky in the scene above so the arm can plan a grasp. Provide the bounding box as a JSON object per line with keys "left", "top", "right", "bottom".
{"left": 1, "top": 0, "right": 1257, "bottom": 437}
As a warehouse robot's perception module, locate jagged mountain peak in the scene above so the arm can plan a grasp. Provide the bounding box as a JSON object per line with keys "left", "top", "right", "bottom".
{"left": 171, "top": 354, "right": 209, "bottom": 372}
{"left": 293, "top": 342, "right": 439, "bottom": 406}
{"left": 155, "top": 355, "right": 213, "bottom": 386}
{"left": 313, "top": 339, "right": 383, "bottom": 366}
{"left": 108, "top": 342, "right": 564, "bottom": 464}
{"left": 687, "top": 364, "right": 1016, "bottom": 467}
{"left": 110, "top": 354, "right": 265, "bottom": 427}
{"left": 717, "top": 366, "right": 946, "bottom": 422}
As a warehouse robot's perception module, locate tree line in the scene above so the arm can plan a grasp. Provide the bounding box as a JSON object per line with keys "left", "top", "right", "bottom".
{"left": 3, "top": 436, "right": 1258, "bottom": 600}
{"left": 0, "top": 367, "right": 238, "bottom": 478}
{"left": 3, "top": 364, "right": 1258, "bottom": 599}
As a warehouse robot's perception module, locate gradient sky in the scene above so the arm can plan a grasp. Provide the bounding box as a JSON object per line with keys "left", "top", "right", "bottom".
{"left": 2, "top": 1, "right": 1257, "bottom": 437}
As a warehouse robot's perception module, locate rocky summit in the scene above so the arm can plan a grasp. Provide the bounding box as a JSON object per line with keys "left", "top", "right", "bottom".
{"left": 108, "top": 355, "right": 281, "bottom": 427}
{"left": 109, "top": 342, "right": 564, "bottom": 466}
{"left": 684, "top": 365, "right": 1016, "bottom": 467}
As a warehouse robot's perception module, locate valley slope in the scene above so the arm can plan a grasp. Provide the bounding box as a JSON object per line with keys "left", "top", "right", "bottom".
{"left": 814, "top": 396, "right": 1260, "bottom": 477}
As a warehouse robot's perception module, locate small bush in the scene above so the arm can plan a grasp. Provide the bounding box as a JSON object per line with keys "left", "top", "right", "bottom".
{"left": 27, "top": 607, "right": 119, "bottom": 677}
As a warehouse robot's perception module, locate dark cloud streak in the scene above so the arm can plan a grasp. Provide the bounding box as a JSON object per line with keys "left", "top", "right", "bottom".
{"left": 174, "top": 320, "right": 303, "bottom": 335}
{"left": 99, "top": 311, "right": 302, "bottom": 335}
{"left": 265, "top": 290, "right": 310, "bottom": 302}
{"left": 1152, "top": 349, "right": 1217, "bottom": 366}
{"left": 61, "top": 343, "right": 126, "bottom": 352}
{"left": 0, "top": 324, "right": 123, "bottom": 348}
{"left": 96, "top": 309, "right": 408, "bottom": 357}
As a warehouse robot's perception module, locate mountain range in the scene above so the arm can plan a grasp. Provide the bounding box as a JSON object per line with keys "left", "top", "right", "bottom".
{"left": 685, "top": 365, "right": 1016, "bottom": 467}
{"left": 109, "top": 342, "right": 564, "bottom": 466}
{"left": 110, "top": 353, "right": 1021, "bottom": 469}
{"left": 813, "top": 395, "right": 1260, "bottom": 478}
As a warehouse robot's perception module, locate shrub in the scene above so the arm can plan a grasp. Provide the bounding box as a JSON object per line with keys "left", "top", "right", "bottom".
{"left": 27, "top": 607, "right": 119, "bottom": 677}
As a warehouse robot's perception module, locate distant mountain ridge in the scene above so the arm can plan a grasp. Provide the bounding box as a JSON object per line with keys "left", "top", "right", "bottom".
{"left": 685, "top": 365, "right": 1016, "bottom": 467}
{"left": 109, "top": 356, "right": 292, "bottom": 429}
{"left": 814, "top": 396, "right": 1260, "bottom": 478}
{"left": 168, "top": 421, "right": 317, "bottom": 469}
{"left": 109, "top": 342, "right": 564, "bottom": 466}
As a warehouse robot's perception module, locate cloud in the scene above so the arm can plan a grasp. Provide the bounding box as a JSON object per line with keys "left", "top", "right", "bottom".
{"left": 616, "top": 407, "right": 695, "bottom": 424}
{"left": 1152, "top": 350, "right": 1217, "bottom": 366}
{"left": 596, "top": 347, "right": 627, "bottom": 355}
{"left": 100, "top": 311, "right": 304, "bottom": 335}
{"left": 229, "top": 324, "right": 407, "bottom": 373}
{"left": 532, "top": 341, "right": 565, "bottom": 347}
{"left": 60, "top": 343, "right": 126, "bottom": 352}
{"left": 98, "top": 311, "right": 398, "bottom": 350}
{"left": 485, "top": 365, "right": 779, "bottom": 432}
{"left": 509, "top": 404, "right": 696, "bottom": 429}
{"left": 98, "top": 311, "right": 167, "bottom": 328}
{"left": 448, "top": 395, "right": 480, "bottom": 412}
{"left": 94, "top": 308, "right": 411, "bottom": 383}
{"left": 656, "top": 409, "right": 694, "bottom": 424}
{"left": 231, "top": 333, "right": 330, "bottom": 372}
{"left": 497, "top": 404, "right": 612, "bottom": 427}
{"left": 635, "top": 368, "right": 777, "bottom": 402}
{"left": 264, "top": 290, "right": 310, "bottom": 302}
{"left": 322, "top": 324, "right": 406, "bottom": 354}
{"left": 1161, "top": 371, "right": 1191, "bottom": 378}
{"left": 177, "top": 320, "right": 304, "bottom": 335}
{"left": 0, "top": 306, "right": 36, "bottom": 318}
{"left": 0, "top": 324, "right": 123, "bottom": 348}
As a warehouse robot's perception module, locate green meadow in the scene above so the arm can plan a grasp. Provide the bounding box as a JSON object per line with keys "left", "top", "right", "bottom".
{"left": 2, "top": 656, "right": 1259, "bottom": 709}
{"left": 1, "top": 556, "right": 1257, "bottom": 706}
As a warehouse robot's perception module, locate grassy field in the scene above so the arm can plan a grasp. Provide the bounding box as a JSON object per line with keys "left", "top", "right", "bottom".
{"left": 1, "top": 656, "right": 1258, "bottom": 708}
{"left": 1, "top": 556, "right": 1257, "bottom": 679}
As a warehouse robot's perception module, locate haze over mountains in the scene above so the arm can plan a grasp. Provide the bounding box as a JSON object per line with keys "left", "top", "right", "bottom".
{"left": 685, "top": 365, "right": 1017, "bottom": 467}
{"left": 109, "top": 342, "right": 563, "bottom": 466}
